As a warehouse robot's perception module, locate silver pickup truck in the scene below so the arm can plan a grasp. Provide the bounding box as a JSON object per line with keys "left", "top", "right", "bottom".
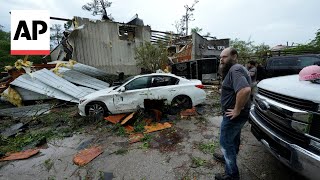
{"left": 249, "top": 74, "right": 320, "bottom": 180}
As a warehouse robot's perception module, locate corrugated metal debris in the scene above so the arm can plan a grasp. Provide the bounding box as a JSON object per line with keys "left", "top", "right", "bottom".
{"left": 0, "top": 104, "right": 51, "bottom": 118}
{"left": 0, "top": 59, "right": 110, "bottom": 106}
{"left": 58, "top": 67, "right": 109, "bottom": 90}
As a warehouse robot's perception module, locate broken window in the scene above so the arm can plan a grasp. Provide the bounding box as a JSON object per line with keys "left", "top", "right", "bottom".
{"left": 119, "top": 25, "right": 136, "bottom": 41}
{"left": 151, "top": 76, "right": 179, "bottom": 87}
{"left": 125, "top": 77, "right": 150, "bottom": 90}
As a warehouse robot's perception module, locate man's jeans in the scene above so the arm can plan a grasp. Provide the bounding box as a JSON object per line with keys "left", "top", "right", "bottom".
{"left": 219, "top": 111, "right": 249, "bottom": 178}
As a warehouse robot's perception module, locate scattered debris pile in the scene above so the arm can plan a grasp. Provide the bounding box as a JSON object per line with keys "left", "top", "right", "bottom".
{"left": 0, "top": 97, "right": 202, "bottom": 167}
{"left": 0, "top": 59, "right": 110, "bottom": 106}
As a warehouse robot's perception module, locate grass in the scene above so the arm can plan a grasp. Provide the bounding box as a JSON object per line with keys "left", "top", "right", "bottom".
{"left": 191, "top": 157, "right": 207, "bottom": 168}
{"left": 114, "top": 148, "right": 128, "bottom": 155}
{"left": 0, "top": 130, "right": 54, "bottom": 153}
{"left": 44, "top": 158, "right": 54, "bottom": 171}
{"left": 0, "top": 106, "right": 99, "bottom": 154}
{"left": 196, "top": 116, "right": 208, "bottom": 124}
{"left": 111, "top": 124, "right": 127, "bottom": 137}
{"left": 139, "top": 142, "right": 150, "bottom": 150}
{"left": 199, "top": 141, "right": 218, "bottom": 154}
{"left": 141, "top": 134, "right": 153, "bottom": 142}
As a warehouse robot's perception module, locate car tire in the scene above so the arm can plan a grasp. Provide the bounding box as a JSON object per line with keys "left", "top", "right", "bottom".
{"left": 85, "top": 102, "right": 108, "bottom": 121}
{"left": 171, "top": 95, "right": 192, "bottom": 110}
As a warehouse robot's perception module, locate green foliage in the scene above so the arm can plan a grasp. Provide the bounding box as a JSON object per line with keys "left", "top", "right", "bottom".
{"left": 0, "top": 130, "right": 54, "bottom": 153}
{"left": 134, "top": 41, "right": 168, "bottom": 72}
{"left": 111, "top": 123, "right": 127, "bottom": 137}
{"left": 199, "top": 141, "right": 217, "bottom": 154}
{"left": 82, "top": 0, "right": 114, "bottom": 20}
{"left": 191, "top": 157, "right": 207, "bottom": 167}
{"left": 0, "top": 25, "right": 45, "bottom": 71}
{"left": 139, "top": 141, "right": 150, "bottom": 149}
{"left": 114, "top": 148, "right": 128, "bottom": 155}
{"left": 230, "top": 38, "right": 254, "bottom": 64}
{"left": 44, "top": 158, "right": 54, "bottom": 171}
{"left": 191, "top": 27, "right": 202, "bottom": 34}
{"left": 230, "top": 38, "right": 270, "bottom": 64}
{"left": 284, "top": 29, "right": 320, "bottom": 53}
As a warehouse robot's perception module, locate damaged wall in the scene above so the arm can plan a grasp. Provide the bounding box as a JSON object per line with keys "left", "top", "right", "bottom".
{"left": 68, "top": 17, "right": 151, "bottom": 75}
{"left": 192, "top": 32, "right": 230, "bottom": 60}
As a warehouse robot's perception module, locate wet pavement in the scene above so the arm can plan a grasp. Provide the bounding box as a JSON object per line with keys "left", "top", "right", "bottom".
{"left": 0, "top": 90, "right": 307, "bottom": 180}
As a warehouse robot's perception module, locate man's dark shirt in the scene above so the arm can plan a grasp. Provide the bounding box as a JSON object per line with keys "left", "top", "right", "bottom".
{"left": 221, "top": 64, "right": 251, "bottom": 113}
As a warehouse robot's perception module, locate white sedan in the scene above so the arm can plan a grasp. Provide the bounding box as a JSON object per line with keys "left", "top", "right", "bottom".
{"left": 78, "top": 73, "right": 206, "bottom": 117}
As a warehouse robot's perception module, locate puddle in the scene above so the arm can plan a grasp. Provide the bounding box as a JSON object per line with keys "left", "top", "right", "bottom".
{"left": 150, "top": 128, "right": 184, "bottom": 152}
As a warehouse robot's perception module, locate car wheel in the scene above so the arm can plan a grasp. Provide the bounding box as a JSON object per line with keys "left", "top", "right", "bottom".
{"left": 86, "top": 102, "right": 108, "bottom": 121}
{"left": 171, "top": 95, "right": 192, "bottom": 110}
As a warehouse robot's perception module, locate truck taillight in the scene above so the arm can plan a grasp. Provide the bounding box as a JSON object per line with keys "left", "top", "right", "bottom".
{"left": 195, "top": 85, "right": 204, "bottom": 89}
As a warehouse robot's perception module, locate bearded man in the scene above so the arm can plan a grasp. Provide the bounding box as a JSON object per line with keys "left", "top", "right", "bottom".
{"left": 214, "top": 47, "right": 252, "bottom": 180}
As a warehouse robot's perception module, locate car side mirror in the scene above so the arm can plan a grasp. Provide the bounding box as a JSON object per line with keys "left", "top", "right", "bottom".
{"left": 118, "top": 86, "right": 125, "bottom": 92}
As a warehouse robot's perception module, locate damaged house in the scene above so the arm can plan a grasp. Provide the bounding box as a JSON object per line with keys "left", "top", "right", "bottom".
{"left": 52, "top": 15, "right": 229, "bottom": 82}
{"left": 169, "top": 33, "right": 230, "bottom": 83}
{"left": 51, "top": 16, "right": 151, "bottom": 75}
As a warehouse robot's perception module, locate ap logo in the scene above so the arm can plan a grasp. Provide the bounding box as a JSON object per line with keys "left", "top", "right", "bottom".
{"left": 11, "top": 10, "right": 50, "bottom": 55}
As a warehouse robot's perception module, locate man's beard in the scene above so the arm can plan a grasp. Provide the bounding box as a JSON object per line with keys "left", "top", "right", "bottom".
{"left": 221, "top": 60, "right": 235, "bottom": 80}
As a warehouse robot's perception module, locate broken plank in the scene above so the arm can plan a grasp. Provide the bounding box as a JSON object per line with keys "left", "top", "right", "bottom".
{"left": 124, "top": 125, "right": 134, "bottom": 134}
{"left": 120, "top": 112, "right": 135, "bottom": 125}
{"left": 129, "top": 133, "right": 144, "bottom": 144}
{"left": 144, "top": 122, "right": 172, "bottom": 133}
{"left": 104, "top": 114, "right": 127, "bottom": 124}
{"left": 0, "top": 149, "right": 40, "bottom": 161}
{"left": 73, "top": 146, "right": 103, "bottom": 166}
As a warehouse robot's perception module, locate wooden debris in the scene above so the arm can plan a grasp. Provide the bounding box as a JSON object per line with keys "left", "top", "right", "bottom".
{"left": 144, "top": 122, "right": 172, "bottom": 133}
{"left": 120, "top": 112, "right": 135, "bottom": 125}
{"left": 73, "top": 146, "right": 103, "bottom": 166}
{"left": 180, "top": 107, "right": 198, "bottom": 117}
{"left": 124, "top": 125, "right": 134, "bottom": 134}
{"left": 104, "top": 114, "right": 127, "bottom": 124}
{"left": 150, "top": 109, "right": 162, "bottom": 121}
{"left": 0, "top": 149, "right": 40, "bottom": 161}
{"left": 129, "top": 133, "right": 144, "bottom": 144}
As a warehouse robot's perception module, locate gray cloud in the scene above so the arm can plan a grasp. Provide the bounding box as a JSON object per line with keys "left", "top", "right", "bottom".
{"left": 1, "top": 0, "right": 319, "bottom": 47}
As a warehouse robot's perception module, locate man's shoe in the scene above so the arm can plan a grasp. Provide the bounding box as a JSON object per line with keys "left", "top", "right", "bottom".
{"left": 215, "top": 173, "right": 239, "bottom": 180}
{"left": 213, "top": 152, "right": 225, "bottom": 163}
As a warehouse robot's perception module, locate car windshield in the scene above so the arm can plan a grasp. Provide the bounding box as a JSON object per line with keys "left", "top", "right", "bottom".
{"left": 113, "top": 76, "right": 135, "bottom": 90}
{"left": 122, "top": 76, "right": 135, "bottom": 84}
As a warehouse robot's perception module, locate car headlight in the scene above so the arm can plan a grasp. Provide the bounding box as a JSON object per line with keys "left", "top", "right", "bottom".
{"left": 79, "top": 99, "right": 86, "bottom": 104}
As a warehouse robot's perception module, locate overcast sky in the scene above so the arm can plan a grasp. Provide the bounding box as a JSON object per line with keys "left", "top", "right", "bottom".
{"left": 1, "top": 0, "right": 319, "bottom": 47}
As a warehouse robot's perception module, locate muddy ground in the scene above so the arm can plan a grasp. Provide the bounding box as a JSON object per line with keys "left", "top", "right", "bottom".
{"left": 0, "top": 90, "right": 306, "bottom": 180}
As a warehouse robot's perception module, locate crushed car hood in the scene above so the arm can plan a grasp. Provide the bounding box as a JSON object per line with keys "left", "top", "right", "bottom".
{"left": 82, "top": 87, "right": 117, "bottom": 99}
{"left": 258, "top": 75, "right": 320, "bottom": 103}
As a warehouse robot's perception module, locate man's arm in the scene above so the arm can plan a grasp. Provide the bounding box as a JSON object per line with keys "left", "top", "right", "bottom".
{"left": 226, "top": 87, "right": 251, "bottom": 119}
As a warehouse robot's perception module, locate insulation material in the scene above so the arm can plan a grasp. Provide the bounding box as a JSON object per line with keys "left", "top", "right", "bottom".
{"left": 1, "top": 87, "right": 22, "bottom": 107}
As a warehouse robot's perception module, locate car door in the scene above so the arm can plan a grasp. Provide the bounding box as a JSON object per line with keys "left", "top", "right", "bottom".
{"left": 113, "top": 76, "right": 151, "bottom": 113}
{"left": 148, "top": 75, "right": 180, "bottom": 103}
